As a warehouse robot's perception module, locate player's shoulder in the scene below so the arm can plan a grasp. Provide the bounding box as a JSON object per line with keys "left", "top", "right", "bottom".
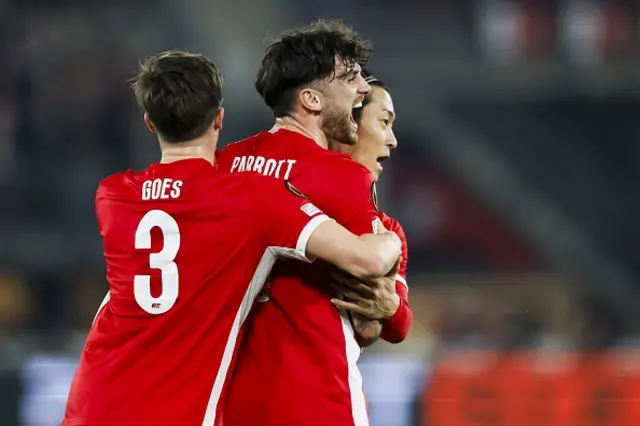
{"left": 379, "top": 212, "right": 405, "bottom": 237}
{"left": 219, "top": 129, "right": 301, "bottom": 155}
{"left": 216, "top": 135, "right": 257, "bottom": 165}
{"left": 312, "top": 150, "right": 373, "bottom": 188}
{"left": 97, "top": 171, "right": 123, "bottom": 190}
{"left": 217, "top": 131, "right": 289, "bottom": 170}
{"left": 300, "top": 152, "right": 374, "bottom": 210}
{"left": 96, "top": 170, "right": 135, "bottom": 201}
{"left": 219, "top": 132, "right": 264, "bottom": 154}
{"left": 316, "top": 149, "right": 370, "bottom": 173}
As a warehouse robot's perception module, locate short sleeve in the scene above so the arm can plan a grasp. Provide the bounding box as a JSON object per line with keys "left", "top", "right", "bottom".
{"left": 305, "top": 156, "right": 378, "bottom": 236}
{"left": 250, "top": 177, "right": 331, "bottom": 261}
{"left": 95, "top": 183, "right": 106, "bottom": 237}
{"left": 95, "top": 175, "right": 118, "bottom": 238}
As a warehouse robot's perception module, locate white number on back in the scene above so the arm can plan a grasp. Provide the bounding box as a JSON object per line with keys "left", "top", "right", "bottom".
{"left": 134, "top": 210, "right": 180, "bottom": 314}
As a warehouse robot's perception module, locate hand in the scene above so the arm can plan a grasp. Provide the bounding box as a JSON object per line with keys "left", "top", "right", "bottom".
{"left": 330, "top": 257, "right": 402, "bottom": 320}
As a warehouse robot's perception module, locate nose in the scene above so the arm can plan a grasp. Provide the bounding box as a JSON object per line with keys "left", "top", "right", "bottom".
{"left": 387, "top": 130, "right": 398, "bottom": 149}
{"left": 358, "top": 75, "right": 371, "bottom": 95}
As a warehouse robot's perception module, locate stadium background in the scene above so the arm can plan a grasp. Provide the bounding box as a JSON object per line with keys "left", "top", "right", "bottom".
{"left": 1, "top": 0, "right": 640, "bottom": 424}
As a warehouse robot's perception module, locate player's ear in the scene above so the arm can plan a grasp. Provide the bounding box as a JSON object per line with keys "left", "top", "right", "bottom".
{"left": 213, "top": 107, "right": 224, "bottom": 131}
{"left": 143, "top": 113, "right": 156, "bottom": 134}
{"left": 299, "top": 87, "right": 323, "bottom": 114}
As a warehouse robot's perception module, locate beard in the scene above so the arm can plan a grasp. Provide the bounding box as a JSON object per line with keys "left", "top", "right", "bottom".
{"left": 321, "top": 103, "right": 357, "bottom": 146}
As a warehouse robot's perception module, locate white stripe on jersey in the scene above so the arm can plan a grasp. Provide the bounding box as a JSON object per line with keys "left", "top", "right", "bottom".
{"left": 93, "top": 292, "right": 111, "bottom": 324}
{"left": 201, "top": 215, "right": 329, "bottom": 425}
{"left": 340, "top": 312, "right": 370, "bottom": 426}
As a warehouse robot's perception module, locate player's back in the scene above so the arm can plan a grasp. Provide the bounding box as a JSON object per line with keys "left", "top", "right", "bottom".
{"left": 64, "top": 158, "right": 319, "bottom": 426}
{"left": 218, "top": 130, "right": 378, "bottom": 426}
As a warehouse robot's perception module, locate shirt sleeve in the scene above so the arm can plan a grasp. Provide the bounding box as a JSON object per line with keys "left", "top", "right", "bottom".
{"left": 95, "top": 183, "right": 106, "bottom": 237}
{"left": 306, "top": 156, "right": 379, "bottom": 235}
{"left": 95, "top": 175, "right": 118, "bottom": 238}
{"left": 380, "top": 215, "right": 413, "bottom": 343}
{"left": 250, "top": 176, "right": 331, "bottom": 261}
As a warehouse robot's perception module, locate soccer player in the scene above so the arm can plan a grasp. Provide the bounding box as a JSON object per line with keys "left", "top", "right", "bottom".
{"left": 216, "top": 21, "right": 395, "bottom": 426}
{"left": 329, "top": 74, "right": 413, "bottom": 346}
{"left": 62, "top": 51, "right": 402, "bottom": 426}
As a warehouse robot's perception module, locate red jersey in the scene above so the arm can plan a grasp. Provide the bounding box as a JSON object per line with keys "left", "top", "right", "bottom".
{"left": 216, "top": 130, "right": 378, "bottom": 426}
{"left": 378, "top": 212, "right": 412, "bottom": 343}
{"left": 63, "top": 159, "right": 330, "bottom": 426}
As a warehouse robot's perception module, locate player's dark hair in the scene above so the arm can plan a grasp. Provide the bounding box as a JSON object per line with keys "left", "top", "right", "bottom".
{"left": 352, "top": 72, "right": 391, "bottom": 124}
{"left": 130, "top": 50, "right": 223, "bottom": 143}
{"left": 255, "top": 19, "right": 373, "bottom": 118}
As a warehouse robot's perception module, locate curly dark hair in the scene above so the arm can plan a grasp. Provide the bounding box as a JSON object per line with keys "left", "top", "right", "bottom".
{"left": 255, "top": 19, "right": 373, "bottom": 117}
{"left": 131, "top": 50, "right": 223, "bottom": 143}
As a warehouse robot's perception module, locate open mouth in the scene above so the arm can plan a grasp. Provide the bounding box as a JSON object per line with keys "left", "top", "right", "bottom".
{"left": 376, "top": 155, "right": 390, "bottom": 171}
{"left": 350, "top": 101, "right": 363, "bottom": 128}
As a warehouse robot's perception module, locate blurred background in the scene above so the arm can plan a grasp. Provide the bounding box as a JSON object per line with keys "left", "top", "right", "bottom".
{"left": 1, "top": 0, "right": 640, "bottom": 425}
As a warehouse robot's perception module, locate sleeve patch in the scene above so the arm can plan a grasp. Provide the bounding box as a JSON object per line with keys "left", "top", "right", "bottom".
{"left": 301, "top": 202, "right": 322, "bottom": 217}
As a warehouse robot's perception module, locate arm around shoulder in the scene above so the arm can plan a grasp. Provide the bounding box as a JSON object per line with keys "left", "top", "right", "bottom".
{"left": 305, "top": 220, "right": 401, "bottom": 279}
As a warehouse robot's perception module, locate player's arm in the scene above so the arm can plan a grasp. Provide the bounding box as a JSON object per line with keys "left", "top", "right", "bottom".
{"left": 310, "top": 157, "right": 381, "bottom": 236}
{"left": 306, "top": 220, "right": 401, "bottom": 279}
{"left": 305, "top": 158, "right": 400, "bottom": 276}
{"left": 253, "top": 178, "right": 401, "bottom": 280}
{"left": 330, "top": 216, "right": 412, "bottom": 345}
{"left": 379, "top": 218, "right": 412, "bottom": 344}
{"left": 308, "top": 159, "right": 397, "bottom": 343}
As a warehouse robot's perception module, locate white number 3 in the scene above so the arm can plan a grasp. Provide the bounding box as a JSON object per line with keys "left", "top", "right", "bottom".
{"left": 134, "top": 210, "right": 180, "bottom": 314}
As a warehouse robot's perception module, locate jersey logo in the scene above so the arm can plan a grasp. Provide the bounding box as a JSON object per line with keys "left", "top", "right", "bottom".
{"left": 285, "top": 180, "right": 307, "bottom": 199}
{"left": 371, "top": 183, "right": 378, "bottom": 211}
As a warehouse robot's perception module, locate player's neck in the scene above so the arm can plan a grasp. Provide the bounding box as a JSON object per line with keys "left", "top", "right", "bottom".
{"left": 271, "top": 116, "right": 329, "bottom": 149}
{"left": 159, "top": 137, "right": 216, "bottom": 165}
{"left": 327, "top": 138, "right": 345, "bottom": 153}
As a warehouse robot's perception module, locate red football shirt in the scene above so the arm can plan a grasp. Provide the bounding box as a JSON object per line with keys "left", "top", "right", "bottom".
{"left": 63, "top": 158, "right": 329, "bottom": 426}
{"left": 216, "top": 130, "right": 378, "bottom": 426}
{"left": 378, "top": 212, "right": 412, "bottom": 343}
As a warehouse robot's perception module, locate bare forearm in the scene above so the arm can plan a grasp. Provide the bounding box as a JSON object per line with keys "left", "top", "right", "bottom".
{"left": 365, "top": 232, "right": 402, "bottom": 277}
{"left": 306, "top": 220, "right": 401, "bottom": 280}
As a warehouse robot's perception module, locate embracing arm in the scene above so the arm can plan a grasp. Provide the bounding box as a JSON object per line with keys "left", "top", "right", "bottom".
{"left": 306, "top": 220, "right": 401, "bottom": 280}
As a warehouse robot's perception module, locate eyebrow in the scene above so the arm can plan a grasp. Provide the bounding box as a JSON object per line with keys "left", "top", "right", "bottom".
{"left": 339, "top": 67, "right": 360, "bottom": 80}
{"left": 383, "top": 108, "right": 395, "bottom": 120}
